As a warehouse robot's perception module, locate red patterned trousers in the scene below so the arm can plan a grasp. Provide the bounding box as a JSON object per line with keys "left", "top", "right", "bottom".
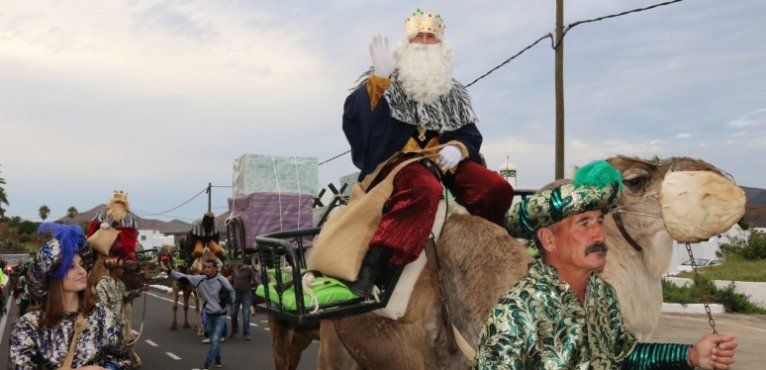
{"left": 369, "top": 159, "right": 514, "bottom": 265}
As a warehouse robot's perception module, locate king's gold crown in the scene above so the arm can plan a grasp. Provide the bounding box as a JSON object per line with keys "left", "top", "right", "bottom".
{"left": 112, "top": 190, "right": 129, "bottom": 203}
{"left": 405, "top": 9, "right": 445, "bottom": 39}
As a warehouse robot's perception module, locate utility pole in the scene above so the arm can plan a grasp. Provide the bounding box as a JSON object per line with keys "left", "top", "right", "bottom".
{"left": 555, "top": 0, "right": 565, "bottom": 179}
{"left": 207, "top": 182, "right": 212, "bottom": 213}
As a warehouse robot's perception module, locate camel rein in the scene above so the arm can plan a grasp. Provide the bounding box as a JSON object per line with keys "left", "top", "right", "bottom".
{"left": 125, "top": 291, "right": 147, "bottom": 346}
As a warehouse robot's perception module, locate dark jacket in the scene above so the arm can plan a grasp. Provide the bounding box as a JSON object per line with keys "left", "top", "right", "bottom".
{"left": 343, "top": 84, "right": 483, "bottom": 180}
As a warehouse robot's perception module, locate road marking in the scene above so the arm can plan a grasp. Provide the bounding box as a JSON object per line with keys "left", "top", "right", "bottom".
{"left": 132, "top": 329, "right": 139, "bottom": 336}
{"left": 0, "top": 297, "right": 12, "bottom": 344}
{"left": 145, "top": 291, "right": 260, "bottom": 328}
{"left": 260, "top": 320, "right": 268, "bottom": 323}
{"left": 264, "top": 327, "right": 270, "bottom": 331}
{"left": 145, "top": 339, "right": 158, "bottom": 347}
{"left": 165, "top": 352, "right": 182, "bottom": 360}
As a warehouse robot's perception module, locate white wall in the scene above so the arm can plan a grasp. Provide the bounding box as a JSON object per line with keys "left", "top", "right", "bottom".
{"left": 137, "top": 229, "right": 174, "bottom": 251}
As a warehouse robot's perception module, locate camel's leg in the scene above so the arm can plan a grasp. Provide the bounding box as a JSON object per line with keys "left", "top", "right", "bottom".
{"left": 268, "top": 317, "right": 315, "bottom": 370}
{"left": 170, "top": 284, "right": 179, "bottom": 331}
{"left": 318, "top": 320, "right": 361, "bottom": 370}
{"left": 194, "top": 289, "right": 203, "bottom": 335}
{"left": 181, "top": 288, "right": 190, "bottom": 329}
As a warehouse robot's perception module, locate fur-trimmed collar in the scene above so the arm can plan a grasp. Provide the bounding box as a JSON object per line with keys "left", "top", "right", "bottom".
{"left": 354, "top": 69, "right": 478, "bottom": 132}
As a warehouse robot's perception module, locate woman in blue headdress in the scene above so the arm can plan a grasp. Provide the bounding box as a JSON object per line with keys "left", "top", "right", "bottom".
{"left": 9, "top": 223, "right": 132, "bottom": 370}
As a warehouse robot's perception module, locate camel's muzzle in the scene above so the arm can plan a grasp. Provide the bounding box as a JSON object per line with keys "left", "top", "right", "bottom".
{"left": 659, "top": 170, "right": 746, "bottom": 243}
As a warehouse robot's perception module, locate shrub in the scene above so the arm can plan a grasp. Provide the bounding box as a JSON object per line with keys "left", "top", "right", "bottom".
{"left": 716, "top": 230, "right": 766, "bottom": 260}
{"left": 662, "top": 276, "right": 766, "bottom": 314}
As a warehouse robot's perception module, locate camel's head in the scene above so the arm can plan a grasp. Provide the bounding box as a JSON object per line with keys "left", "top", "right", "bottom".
{"left": 606, "top": 156, "right": 745, "bottom": 272}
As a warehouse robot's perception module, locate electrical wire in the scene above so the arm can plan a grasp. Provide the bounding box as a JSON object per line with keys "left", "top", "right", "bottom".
{"left": 133, "top": 187, "right": 207, "bottom": 217}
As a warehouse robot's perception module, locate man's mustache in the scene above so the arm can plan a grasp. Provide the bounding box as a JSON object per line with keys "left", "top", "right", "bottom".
{"left": 585, "top": 242, "right": 608, "bottom": 255}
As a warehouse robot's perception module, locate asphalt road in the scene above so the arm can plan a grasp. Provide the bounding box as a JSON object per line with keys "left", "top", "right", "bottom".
{"left": 1, "top": 288, "right": 319, "bottom": 370}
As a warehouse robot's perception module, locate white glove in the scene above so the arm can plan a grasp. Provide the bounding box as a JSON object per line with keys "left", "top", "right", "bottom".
{"left": 438, "top": 145, "right": 462, "bottom": 171}
{"left": 369, "top": 35, "right": 396, "bottom": 78}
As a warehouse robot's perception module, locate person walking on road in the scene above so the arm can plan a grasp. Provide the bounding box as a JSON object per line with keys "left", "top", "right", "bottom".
{"left": 228, "top": 263, "right": 256, "bottom": 340}
{"left": 166, "top": 258, "right": 234, "bottom": 370}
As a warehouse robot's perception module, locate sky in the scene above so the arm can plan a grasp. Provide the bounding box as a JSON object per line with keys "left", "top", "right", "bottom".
{"left": 1, "top": 0, "right": 764, "bottom": 222}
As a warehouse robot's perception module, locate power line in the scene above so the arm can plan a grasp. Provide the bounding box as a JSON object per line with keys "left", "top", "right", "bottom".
{"left": 317, "top": 0, "right": 685, "bottom": 167}
{"left": 472, "top": 0, "right": 685, "bottom": 85}
{"left": 466, "top": 33, "right": 554, "bottom": 88}
{"left": 134, "top": 187, "right": 207, "bottom": 217}
{"left": 564, "top": 0, "right": 683, "bottom": 35}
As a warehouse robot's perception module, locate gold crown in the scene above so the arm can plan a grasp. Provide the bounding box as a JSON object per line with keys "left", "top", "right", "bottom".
{"left": 112, "top": 190, "right": 129, "bottom": 203}
{"left": 405, "top": 9, "right": 445, "bottom": 39}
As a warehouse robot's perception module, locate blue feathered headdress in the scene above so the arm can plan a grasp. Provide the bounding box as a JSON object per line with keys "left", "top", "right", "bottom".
{"left": 36, "top": 223, "right": 86, "bottom": 279}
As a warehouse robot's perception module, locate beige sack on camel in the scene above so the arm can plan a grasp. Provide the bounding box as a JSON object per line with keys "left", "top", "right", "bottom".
{"left": 660, "top": 171, "right": 746, "bottom": 243}
{"left": 87, "top": 227, "right": 121, "bottom": 256}
{"left": 308, "top": 154, "right": 437, "bottom": 281}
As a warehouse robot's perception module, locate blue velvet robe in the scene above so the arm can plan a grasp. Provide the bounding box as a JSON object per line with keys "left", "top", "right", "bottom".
{"left": 343, "top": 84, "right": 484, "bottom": 180}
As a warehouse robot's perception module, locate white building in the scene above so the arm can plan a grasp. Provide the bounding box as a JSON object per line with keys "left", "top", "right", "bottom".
{"left": 667, "top": 224, "right": 750, "bottom": 273}
{"left": 137, "top": 229, "right": 174, "bottom": 251}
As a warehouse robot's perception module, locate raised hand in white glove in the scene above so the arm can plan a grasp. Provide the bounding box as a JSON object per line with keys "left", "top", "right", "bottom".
{"left": 438, "top": 145, "right": 462, "bottom": 171}
{"left": 369, "top": 34, "right": 396, "bottom": 78}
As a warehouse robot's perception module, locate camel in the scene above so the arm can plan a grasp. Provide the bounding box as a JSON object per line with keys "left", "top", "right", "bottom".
{"left": 267, "top": 156, "right": 733, "bottom": 369}
{"left": 169, "top": 263, "right": 203, "bottom": 333}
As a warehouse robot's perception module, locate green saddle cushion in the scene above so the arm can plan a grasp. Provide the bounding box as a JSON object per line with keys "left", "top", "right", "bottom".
{"left": 255, "top": 270, "right": 358, "bottom": 311}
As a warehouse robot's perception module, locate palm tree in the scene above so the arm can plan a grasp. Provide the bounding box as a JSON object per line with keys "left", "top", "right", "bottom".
{"left": 39, "top": 205, "right": 50, "bottom": 221}
{"left": 0, "top": 167, "right": 8, "bottom": 218}
{"left": 67, "top": 206, "right": 78, "bottom": 219}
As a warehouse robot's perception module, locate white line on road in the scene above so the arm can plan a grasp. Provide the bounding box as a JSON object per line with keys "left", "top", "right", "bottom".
{"left": 145, "top": 339, "right": 158, "bottom": 347}
{"left": 165, "top": 352, "right": 182, "bottom": 360}
{"left": 132, "top": 329, "right": 139, "bottom": 336}
{"left": 0, "top": 297, "right": 12, "bottom": 344}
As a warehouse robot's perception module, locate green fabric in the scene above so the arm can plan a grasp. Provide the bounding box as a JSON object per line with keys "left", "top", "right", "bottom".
{"left": 625, "top": 343, "right": 693, "bottom": 370}
{"left": 474, "top": 259, "right": 638, "bottom": 369}
{"left": 505, "top": 160, "right": 622, "bottom": 239}
{"left": 574, "top": 160, "right": 624, "bottom": 191}
{"left": 0, "top": 269, "right": 7, "bottom": 286}
{"left": 255, "top": 270, "right": 358, "bottom": 311}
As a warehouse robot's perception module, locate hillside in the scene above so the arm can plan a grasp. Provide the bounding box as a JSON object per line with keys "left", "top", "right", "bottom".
{"left": 56, "top": 204, "right": 191, "bottom": 234}
{"left": 741, "top": 186, "right": 766, "bottom": 227}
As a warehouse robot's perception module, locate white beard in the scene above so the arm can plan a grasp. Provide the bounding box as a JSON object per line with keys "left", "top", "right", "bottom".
{"left": 395, "top": 40, "right": 454, "bottom": 105}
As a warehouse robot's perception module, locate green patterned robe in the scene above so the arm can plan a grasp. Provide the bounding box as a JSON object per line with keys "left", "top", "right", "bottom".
{"left": 475, "top": 259, "right": 692, "bottom": 369}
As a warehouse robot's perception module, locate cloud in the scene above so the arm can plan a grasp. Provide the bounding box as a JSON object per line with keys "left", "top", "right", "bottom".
{"left": 728, "top": 108, "right": 766, "bottom": 128}
{"left": 675, "top": 133, "right": 691, "bottom": 138}
{"left": 133, "top": 2, "right": 219, "bottom": 41}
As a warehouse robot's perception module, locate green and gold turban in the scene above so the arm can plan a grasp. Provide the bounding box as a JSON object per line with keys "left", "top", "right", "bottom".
{"left": 505, "top": 160, "right": 623, "bottom": 239}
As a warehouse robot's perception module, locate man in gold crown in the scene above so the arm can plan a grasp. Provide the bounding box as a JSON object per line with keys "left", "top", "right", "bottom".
{"left": 88, "top": 190, "right": 139, "bottom": 260}
{"left": 343, "top": 9, "right": 514, "bottom": 297}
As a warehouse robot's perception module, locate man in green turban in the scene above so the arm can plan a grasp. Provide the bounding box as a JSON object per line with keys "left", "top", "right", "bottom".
{"left": 475, "top": 160, "right": 738, "bottom": 369}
